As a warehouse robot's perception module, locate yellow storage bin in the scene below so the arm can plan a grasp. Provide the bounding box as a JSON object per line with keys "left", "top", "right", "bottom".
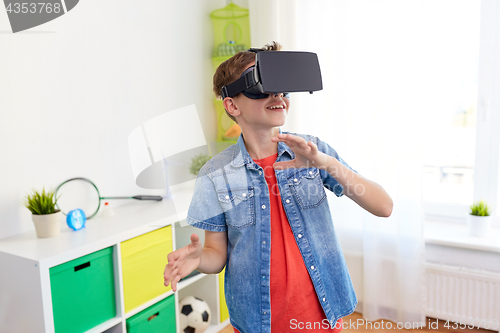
{"left": 219, "top": 268, "right": 229, "bottom": 323}
{"left": 121, "top": 226, "right": 172, "bottom": 313}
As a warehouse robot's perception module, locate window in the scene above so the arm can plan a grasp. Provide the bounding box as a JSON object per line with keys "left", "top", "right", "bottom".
{"left": 422, "top": 1, "right": 500, "bottom": 225}
{"left": 421, "top": 1, "right": 480, "bottom": 212}
{"left": 290, "top": 0, "right": 500, "bottom": 225}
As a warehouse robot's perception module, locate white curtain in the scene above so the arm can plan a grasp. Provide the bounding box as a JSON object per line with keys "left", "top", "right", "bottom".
{"left": 249, "top": 0, "right": 427, "bottom": 326}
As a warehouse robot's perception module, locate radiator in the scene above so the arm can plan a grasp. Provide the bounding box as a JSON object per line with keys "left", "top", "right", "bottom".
{"left": 426, "top": 263, "right": 500, "bottom": 331}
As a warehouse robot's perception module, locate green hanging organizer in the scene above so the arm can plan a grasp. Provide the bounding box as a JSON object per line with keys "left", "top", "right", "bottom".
{"left": 211, "top": 3, "right": 251, "bottom": 70}
{"left": 210, "top": 2, "right": 251, "bottom": 143}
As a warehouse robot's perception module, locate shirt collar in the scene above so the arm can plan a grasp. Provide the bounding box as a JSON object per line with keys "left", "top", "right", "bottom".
{"left": 231, "top": 127, "right": 295, "bottom": 167}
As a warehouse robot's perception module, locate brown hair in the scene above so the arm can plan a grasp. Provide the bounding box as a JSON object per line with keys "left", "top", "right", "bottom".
{"left": 213, "top": 41, "right": 283, "bottom": 123}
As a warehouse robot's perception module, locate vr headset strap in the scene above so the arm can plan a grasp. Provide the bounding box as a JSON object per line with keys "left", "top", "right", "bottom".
{"left": 221, "top": 48, "right": 261, "bottom": 99}
{"left": 221, "top": 70, "right": 259, "bottom": 99}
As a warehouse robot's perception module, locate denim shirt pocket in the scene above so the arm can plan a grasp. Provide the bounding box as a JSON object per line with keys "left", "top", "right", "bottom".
{"left": 288, "top": 168, "right": 327, "bottom": 209}
{"left": 217, "top": 186, "right": 256, "bottom": 229}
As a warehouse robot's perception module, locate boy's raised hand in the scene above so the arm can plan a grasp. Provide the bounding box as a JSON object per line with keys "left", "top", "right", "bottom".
{"left": 164, "top": 233, "right": 202, "bottom": 292}
{"left": 271, "top": 133, "right": 329, "bottom": 170}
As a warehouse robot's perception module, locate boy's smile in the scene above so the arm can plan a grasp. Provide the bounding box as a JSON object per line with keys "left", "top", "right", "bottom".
{"left": 266, "top": 101, "right": 287, "bottom": 110}
{"left": 232, "top": 92, "right": 290, "bottom": 129}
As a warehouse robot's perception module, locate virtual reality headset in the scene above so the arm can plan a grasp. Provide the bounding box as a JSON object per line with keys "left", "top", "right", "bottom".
{"left": 220, "top": 50, "right": 323, "bottom": 100}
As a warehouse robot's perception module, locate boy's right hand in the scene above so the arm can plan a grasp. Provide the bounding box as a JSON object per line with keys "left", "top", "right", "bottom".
{"left": 163, "top": 233, "right": 202, "bottom": 292}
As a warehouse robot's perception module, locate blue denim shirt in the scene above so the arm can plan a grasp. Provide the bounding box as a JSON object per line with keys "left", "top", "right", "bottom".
{"left": 186, "top": 129, "right": 358, "bottom": 333}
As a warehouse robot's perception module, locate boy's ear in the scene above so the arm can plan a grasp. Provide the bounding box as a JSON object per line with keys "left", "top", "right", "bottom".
{"left": 223, "top": 97, "right": 241, "bottom": 118}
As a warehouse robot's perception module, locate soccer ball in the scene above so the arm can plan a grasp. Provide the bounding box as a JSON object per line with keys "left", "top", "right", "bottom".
{"left": 179, "top": 296, "right": 211, "bottom": 333}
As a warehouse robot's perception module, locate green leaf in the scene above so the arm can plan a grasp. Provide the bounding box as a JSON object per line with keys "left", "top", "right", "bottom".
{"left": 23, "top": 187, "right": 59, "bottom": 215}
{"left": 469, "top": 199, "right": 490, "bottom": 216}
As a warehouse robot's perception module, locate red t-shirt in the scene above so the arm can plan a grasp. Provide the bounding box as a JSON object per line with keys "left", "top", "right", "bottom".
{"left": 233, "top": 153, "right": 343, "bottom": 333}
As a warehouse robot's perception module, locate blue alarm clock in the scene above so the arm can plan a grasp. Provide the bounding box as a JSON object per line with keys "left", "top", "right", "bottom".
{"left": 67, "top": 209, "right": 87, "bottom": 231}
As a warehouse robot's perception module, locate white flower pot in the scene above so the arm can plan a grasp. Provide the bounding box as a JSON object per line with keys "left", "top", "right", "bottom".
{"left": 32, "top": 211, "right": 62, "bottom": 238}
{"left": 466, "top": 214, "right": 492, "bottom": 237}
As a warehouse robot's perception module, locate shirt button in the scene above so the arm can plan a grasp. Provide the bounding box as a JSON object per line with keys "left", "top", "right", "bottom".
{"left": 263, "top": 311, "right": 267, "bottom": 315}
{"left": 225, "top": 195, "right": 229, "bottom": 199}
{"left": 294, "top": 178, "right": 298, "bottom": 182}
{"left": 323, "top": 298, "right": 326, "bottom": 302}
{"left": 262, "top": 276, "right": 265, "bottom": 279}
{"left": 262, "top": 241, "right": 266, "bottom": 244}
{"left": 286, "top": 199, "right": 290, "bottom": 204}
{"left": 298, "top": 234, "right": 302, "bottom": 238}
{"left": 262, "top": 205, "right": 266, "bottom": 209}
{"left": 309, "top": 171, "right": 313, "bottom": 175}
{"left": 259, "top": 171, "right": 263, "bottom": 175}
{"left": 311, "top": 266, "right": 315, "bottom": 270}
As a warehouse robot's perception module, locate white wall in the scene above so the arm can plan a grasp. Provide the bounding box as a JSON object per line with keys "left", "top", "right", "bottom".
{"left": 0, "top": 0, "right": 247, "bottom": 239}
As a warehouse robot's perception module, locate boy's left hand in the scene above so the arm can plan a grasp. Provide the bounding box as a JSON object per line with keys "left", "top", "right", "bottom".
{"left": 272, "top": 134, "right": 394, "bottom": 217}
{"left": 271, "top": 133, "right": 329, "bottom": 170}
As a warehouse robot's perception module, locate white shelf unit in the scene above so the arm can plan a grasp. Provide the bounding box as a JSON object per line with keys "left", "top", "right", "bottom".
{"left": 0, "top": 183, "right": 230, "bottom": 333}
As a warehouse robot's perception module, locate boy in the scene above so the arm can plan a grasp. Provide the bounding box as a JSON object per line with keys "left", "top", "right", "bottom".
{"left": 164, "top": 42, "right": 393, "bottom": 333}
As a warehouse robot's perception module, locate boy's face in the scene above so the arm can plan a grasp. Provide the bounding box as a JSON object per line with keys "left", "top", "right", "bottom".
{"left": 226, "top": 62, "right": 290, "bottom": 131}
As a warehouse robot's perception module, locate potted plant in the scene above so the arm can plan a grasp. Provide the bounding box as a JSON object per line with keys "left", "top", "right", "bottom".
{"left": 23, "top": 187, "right": 62, "bottom": 238}
{"left": 189, "top": 153, "right": 211, "bottom": 176}
{"left": 467, "top": 200, "right": 492, "bottom": 237}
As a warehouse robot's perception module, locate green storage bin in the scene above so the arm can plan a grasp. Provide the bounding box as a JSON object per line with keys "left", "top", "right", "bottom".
{"left": 50, "top": 247, "right": 116, "bottom": 333}
{"left": 126, "top": 295, "right": 176, "bottom": 333}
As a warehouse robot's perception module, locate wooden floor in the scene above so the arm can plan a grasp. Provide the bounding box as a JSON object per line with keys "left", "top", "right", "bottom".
{"left": 218, "top": 312, "right": 499, "bottom": 332}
